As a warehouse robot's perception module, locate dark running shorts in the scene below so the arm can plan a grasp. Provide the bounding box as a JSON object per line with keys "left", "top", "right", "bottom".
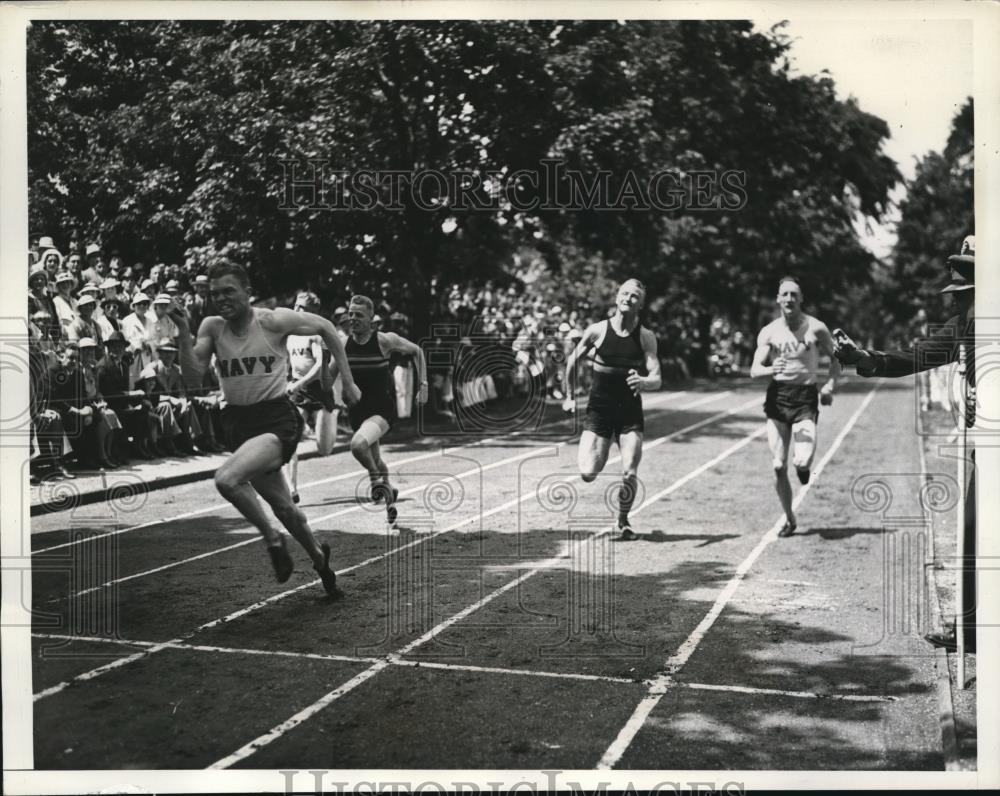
{"left": 221, "top": 397, "right": 305, "bottom": 466}
{"left": 584, "top": 372, "right": 644, "bottom": 439}
{"left": 290, "top": 381, "right": 328, "bottom": 412}
{"left": 764, "top": 381, "right": 819, "bottom": 425}
{"left": 347, "top": 390, "right": 397, "bottom": 432}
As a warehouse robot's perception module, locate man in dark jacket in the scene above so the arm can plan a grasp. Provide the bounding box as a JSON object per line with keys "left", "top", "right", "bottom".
{"left": 97, "top": 332, "right": 156, "bottom": 459}
{"left": 835, "top": 235, "right": 977, "bottom": 654}
{"left": 48, "top": 342, "right": 101, "bottom": 469}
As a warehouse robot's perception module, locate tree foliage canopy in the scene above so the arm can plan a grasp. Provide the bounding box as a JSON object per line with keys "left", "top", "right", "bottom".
{"left": 29, "top": 20, "right": 905, "bottom": 337}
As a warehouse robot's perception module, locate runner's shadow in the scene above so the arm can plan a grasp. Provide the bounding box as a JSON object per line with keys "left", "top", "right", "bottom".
{"left": 311, "top": 496, "right": 414, "bottom": 508}
{"left": 611, "top": 531, "right": 740, "bottom": 546}
{"left": 639, "top": 531, "right": 741, "bottom": 547}
{"left": 797, "top": 526, "right": 889, "bottom": 540}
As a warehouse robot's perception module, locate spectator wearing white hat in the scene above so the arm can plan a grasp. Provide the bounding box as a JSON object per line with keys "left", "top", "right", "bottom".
{"left": 145, "top": 293, "right": 180, "bottom": 361}
{"left": 52, "top": 271, "right": 79, "bottom": 332}
{"left": 99, "top": 277, "right": 129, "bottom": 317}
{"left": 78, "top": 281, "right": 104, "bottom": 322}
{"left": 138, "top": 339, "right": 201, "bottom": 455}
{"left": 48, "top": 340, "right": 119, "bottom": 469}
{"left": 65, "top": 293, "right": 105, "bottom": 359}
{"left": 37, "top": 238, "right": 64, "bottom": 276}
{"left": 122, "top": 292, "right": 156, "bottom": 384}
{"left": 189, "top": 274, "right": 215, "bottom": 332}
{"left": 78, "top": 337, "right": 125, "bottom": 466}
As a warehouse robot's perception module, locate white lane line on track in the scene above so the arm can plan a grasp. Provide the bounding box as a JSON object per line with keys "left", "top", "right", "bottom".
{"left": 34, "top": 390, "right": 694, "bottom": 551}
{"left": 33, "top": 392, "right": 747, "bottom": 704}
{"left": 207, "top": 398, "right": 766, "bottom": 769}
{"left": 680, "top": 681, "right": 898, "bottom": 703}
{"left": 31, "top": 633, "right": 901, "bottom": 698}
{"left": 31, "top": 631, "right": 635, "bottom": 685}
{"left": 595, "top": 383, "right": 881, "bottom": 770}
{"left": 68, "top": 391, "right": 716, "bottom": 597}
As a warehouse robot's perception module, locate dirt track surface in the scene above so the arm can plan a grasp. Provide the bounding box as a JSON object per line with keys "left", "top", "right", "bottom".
{"left": 29, "top": 378, "right": 952, "bottom": 770}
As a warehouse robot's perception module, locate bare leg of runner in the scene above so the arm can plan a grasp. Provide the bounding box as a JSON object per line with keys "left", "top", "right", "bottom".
{"left": 283, "top": 453, "right": 299, "bottom": 503}
{"left": 350, "top": 416, "right": 397, "bottom": 526}
{"left": 251, "top": 469, "right": 324, "bottom": 566}
{"left": 215, "top": 434, "right": 298, "bottom": 581}
{"left": 578, "top": 429, "right": 613, "bottom": 483}
{"left": 215, "top": 434, "right": 286, "bottom": 546}
{"left": 316, "top": 408, "right": 338, "bottom": 456}
{"left": 252, "top": 469, "right": 340, "bottom": 597}
{"left": 766, "top": 419, "right": 796, "bottom": 535}
{"left": 790, "top": 418, "right": 817, "bottom": 485}
{"left": 617, "top": 430, "right": 644, "bottom": 538}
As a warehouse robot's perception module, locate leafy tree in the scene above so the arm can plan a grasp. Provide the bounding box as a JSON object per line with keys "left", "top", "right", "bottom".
{"left": 29, "top": 20, "right": 902, "bottom": 353}
{"left": 887, "top": 98, "right": 974, "bottom": 326}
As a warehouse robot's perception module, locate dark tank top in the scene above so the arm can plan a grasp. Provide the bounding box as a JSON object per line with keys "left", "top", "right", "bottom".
{"left": 345, "top": 332, "right": 393, "bottom": 403}
{"left": 594, "top": 319, "right": 645, "bottom": 371}
{"left": 590, "top": 319, "right": 645, "bottom": 400}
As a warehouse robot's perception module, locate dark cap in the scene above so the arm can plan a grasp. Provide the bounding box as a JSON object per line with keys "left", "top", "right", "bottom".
{"left": 106, "top": 331, "right": 126, "bottom": 344}
{"left": 942, "top": 235, "right": 975, "bottom": 293}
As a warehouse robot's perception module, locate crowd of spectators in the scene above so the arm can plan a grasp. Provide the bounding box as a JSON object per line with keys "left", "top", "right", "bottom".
{"left": 27, "top": 234, "right": 750, "bottom": 484}
{"left": 28, "top": 236, "right": 226, "bottom": 483}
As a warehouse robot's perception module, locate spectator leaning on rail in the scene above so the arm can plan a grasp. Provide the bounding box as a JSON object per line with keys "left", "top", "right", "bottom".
{"left": 834, "top": 234, "right": 978, "bottom": 654}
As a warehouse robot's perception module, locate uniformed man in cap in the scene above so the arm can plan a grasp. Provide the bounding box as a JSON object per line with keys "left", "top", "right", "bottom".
{"left": 835, "top": 234, "right": 977, "bottom": 653}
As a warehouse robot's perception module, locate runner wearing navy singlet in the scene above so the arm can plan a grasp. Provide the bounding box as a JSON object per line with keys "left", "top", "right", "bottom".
{"left": 283, "top": 291, "right": 339, "bottom": 504}
{"left": 750, "top": 275, "right": 840, "bottom": 538}
{"left": 330, "top": 295, "right": 427, "bottom": 531}
{"left": 563, "top": 279, "right": 662, "bottom": 540}
{"left": 171, "top": 261, "right": 361, "bottom": 595}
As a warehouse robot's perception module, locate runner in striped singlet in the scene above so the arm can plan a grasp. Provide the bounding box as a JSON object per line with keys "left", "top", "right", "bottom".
{"left": 331, "top": 295, "right": 427, "bottom": 531}
{"left": 170, "top": 261, "right": 361, "bottom": 596}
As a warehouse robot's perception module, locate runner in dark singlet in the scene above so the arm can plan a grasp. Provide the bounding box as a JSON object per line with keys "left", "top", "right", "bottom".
{"left": 332, "top": 295, "right": 427, "bottom": 531}
{"left": 563, "top": 279, "right": 662, "bottom": 540}
{"left": 170, "top": 261, "right": 361, "bottom": 596}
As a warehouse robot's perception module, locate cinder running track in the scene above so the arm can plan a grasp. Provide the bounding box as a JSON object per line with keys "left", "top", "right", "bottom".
{"left": 29, "top": 378, "right": 947, "bottom": 770}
